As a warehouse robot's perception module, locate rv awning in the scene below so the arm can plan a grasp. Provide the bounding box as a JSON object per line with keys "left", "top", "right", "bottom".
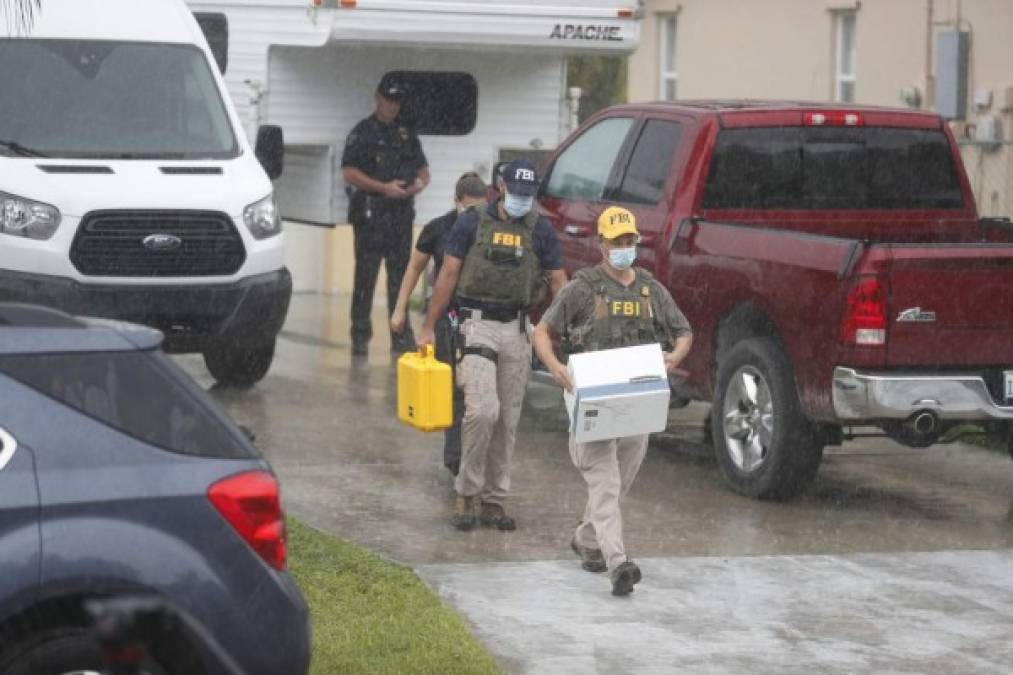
{"left": 316, "top": 1, "right": 641, "bottom": 54}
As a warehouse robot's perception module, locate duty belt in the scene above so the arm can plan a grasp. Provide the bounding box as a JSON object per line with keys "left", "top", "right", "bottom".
{"left": 457, "top": 305, "right": 525, "bottom": 323}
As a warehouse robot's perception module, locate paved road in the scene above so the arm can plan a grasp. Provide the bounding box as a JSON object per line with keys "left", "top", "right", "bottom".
{"left": 175, "top": 294, "right": 1013, "bottom": 673}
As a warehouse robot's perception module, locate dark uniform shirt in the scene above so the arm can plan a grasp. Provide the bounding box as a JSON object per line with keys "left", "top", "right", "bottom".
{"left": 444, "top": 201, "right": 563, "bottom": 311}
{"left": 415, "top": 209, "right": 458, "bottom": 276}
{"left": 542, "top": 266, "right": 692, "bottom": 341}
{"left": 341, "top": 114, "right": 428, "bottom": 193}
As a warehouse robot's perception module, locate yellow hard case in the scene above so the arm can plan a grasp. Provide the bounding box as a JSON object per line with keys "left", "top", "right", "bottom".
{"left": 397, "top": 344, "right": 453, "bottom": 432}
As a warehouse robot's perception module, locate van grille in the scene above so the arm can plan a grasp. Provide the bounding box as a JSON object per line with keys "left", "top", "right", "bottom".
{"left": 71, "top": 210, "right": 246, "bottom": 277}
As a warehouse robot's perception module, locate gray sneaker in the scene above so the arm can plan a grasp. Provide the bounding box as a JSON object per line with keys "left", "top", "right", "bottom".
{"left": 610, "top": 560, "right": 642, "bottom": 596}
{"left": 570, "top": 537, "right": 607, "bottom": 573}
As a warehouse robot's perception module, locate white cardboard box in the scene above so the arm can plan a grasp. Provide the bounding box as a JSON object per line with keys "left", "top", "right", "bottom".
{"left": 563, "top": 343, "right": 671, "bottom": 444}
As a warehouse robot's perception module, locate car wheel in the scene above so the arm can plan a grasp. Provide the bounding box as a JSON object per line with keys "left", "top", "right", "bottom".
{"left": 0, "top": 628, "right": 104, "bottom": 675}
{"left": 711, "top": 338, "right": 823, "bottom": 500}
{"left": 203, "top": 339, "right": 276, "bottom": 386}
{"left": 0, "top": 627, "right": 175, "bottom": 675}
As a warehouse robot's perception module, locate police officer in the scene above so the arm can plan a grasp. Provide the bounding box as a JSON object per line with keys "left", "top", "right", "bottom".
{"left": 532, "top": 206, "right": 693, "bottom": 596}
{"left": 341, "top": 73, "right": 431, "bottom": 355}
{"left": 419, "top": 159, "right": 567, "bottom": 531}
{"left": 390, "top": 172, "right": 488, "bottom": 475}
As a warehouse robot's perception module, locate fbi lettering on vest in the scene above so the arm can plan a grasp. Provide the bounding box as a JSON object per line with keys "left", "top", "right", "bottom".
{"left": 493, "top": 232, "right": 523, "bottom": 247}
{"left": 611, "top": 301, "right": 642, "bottom": 317}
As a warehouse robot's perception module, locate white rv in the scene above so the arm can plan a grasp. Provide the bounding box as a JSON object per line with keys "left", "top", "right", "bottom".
{"left": 184, "top": 0, "right": 642, "bottom": 292}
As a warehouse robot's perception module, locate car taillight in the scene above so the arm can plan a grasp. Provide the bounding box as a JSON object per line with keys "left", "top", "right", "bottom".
{"left": 841, "top": 276, "right": 888, "bottom": 347}
{"left": 804, "top": 111, "right": 864, "bottom": 127}
{"left": 208, "top": 471, "right": 287, "bottom": 571}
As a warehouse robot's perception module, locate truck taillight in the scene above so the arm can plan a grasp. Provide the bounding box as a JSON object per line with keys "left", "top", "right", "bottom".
{"left": 209, "top": 471, "right": 287, "bottom": 571}
{"left": 841, "top": 277, "right": 887, "bottom": 347}
{"left": 804, "top": 111, "right": 864, "bottom": 127}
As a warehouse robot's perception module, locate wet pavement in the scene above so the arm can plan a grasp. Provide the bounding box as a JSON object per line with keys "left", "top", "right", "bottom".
{"left": 174, "top": 293, "right": 1013, "bottom": 673}
{"left": 419, "top": 549, "right": 1013, "bottom": 674}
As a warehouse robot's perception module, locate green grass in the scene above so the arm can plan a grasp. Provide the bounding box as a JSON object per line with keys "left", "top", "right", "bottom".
{"left": 287, "top": 519, "right": 502, "bottom": 675}
{"left": 941, "top": 424, "right": 1009, "bottom": 454}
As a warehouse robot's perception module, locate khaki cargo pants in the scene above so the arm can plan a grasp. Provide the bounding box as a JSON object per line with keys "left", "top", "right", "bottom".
{"left": 455, "top": 317, "right": 531, "bottom": 505}
{"left": 570, "top": 434, "right": 649, "bottom": 571}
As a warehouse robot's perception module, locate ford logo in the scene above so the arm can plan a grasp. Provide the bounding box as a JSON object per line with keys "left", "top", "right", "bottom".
{"left": 142, "top": 233, "right": 183, "bottom": 252}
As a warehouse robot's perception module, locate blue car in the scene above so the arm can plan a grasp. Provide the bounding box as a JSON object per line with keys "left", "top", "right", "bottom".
{"left": 0, "top": 304, "right": 309, "bottom": 674}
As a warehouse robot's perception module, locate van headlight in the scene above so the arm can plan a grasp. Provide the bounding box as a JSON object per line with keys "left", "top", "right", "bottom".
{"left": 243, "top": 193, "right": 282, "bottom": 240}
{"left": 0, "top": 192, "right": 61, "bottom": 240}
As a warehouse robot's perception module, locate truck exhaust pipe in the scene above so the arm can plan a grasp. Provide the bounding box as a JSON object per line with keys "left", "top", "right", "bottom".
{"left": 906, "top": 410, "right": 938, "bottom": 435}
{"left": 884, "top": 410, "right": 942, "bottom": 448}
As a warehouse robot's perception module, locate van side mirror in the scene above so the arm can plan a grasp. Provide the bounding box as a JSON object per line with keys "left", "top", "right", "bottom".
{"left": 193, "top": 12, "right": 229, "bottom": 75}
{"left": 255, "top": 125, "right": 284, "bottom": 181}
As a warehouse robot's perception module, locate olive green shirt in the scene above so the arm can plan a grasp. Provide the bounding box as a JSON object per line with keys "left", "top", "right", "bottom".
{"left": 542, "top": 265, "right": 692, "bottom": 342}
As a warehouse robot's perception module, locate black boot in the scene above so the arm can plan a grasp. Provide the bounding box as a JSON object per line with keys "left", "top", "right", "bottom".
{"left": 610, "top": 560, "right": 642, "bottom": 596}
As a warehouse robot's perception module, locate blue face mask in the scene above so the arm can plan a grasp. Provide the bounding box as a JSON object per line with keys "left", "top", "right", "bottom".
{"left": 503, "top": 193, "right": 534, "bottom": 218}
{"left": 607, "top": 246, "right": 636, "bottom": 270}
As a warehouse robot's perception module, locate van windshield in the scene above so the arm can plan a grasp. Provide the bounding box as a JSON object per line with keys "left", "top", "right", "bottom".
{"left": 0, "top": 40, "right": 238, "bottom": 160}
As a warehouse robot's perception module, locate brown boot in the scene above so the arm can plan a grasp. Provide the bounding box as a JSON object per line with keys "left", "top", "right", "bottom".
{"left": 570, "top": 537, "right": 607, "bottom": 573}
{"left": 479, "top": 501, "right": 516, "bottom": 531}
{"left": 451, "top": 495, "right": 477, "bottom": 531}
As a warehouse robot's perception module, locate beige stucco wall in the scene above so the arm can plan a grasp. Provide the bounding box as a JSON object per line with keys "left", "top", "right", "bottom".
{"left": 631, "top": 0, "right": 1012, "bottom": 111}
{"left": 629, "top": 0, "right": 1013, "bottom": 217}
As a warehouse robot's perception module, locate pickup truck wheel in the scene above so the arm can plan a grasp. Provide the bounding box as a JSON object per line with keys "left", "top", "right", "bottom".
{"left": 712, "top": 338, "right": 823, "bottom": 500}
{"left": 203, "top": 340, "right": 276, "bottom": 387}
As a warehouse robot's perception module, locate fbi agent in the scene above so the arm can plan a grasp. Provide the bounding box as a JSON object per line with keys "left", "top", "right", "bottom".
{"left": 341, "top": 73, "right": 430, "bottom": 355}
{"left": 419, "top": 159, "right": 567, "bottom": 531}
{"left": 532, "top": 206, "right": 693, "bottom": 596}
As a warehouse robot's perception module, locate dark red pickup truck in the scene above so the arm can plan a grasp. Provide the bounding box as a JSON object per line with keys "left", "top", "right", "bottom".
{"left": 538, "top": 101, "right": 1013, "bottom": 499}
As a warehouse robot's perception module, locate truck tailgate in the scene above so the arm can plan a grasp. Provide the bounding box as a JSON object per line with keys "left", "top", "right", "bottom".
{"left": 883, "top": 244, "right": 1013, "bottom": 367}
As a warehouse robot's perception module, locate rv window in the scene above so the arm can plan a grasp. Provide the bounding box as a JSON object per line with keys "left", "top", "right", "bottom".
{"left": 544, "top": 117, "right": 635, "bottom": 202}
{"left": 388, "top": 71, "right": 477, "bottom": 136}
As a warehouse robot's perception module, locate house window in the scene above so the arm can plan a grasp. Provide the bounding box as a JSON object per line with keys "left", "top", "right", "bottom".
{"left": 658, "top": 15, "right": 678, "bottom": 101}
{"left": 835, "top": 12, "right": 856, "bottom": 102}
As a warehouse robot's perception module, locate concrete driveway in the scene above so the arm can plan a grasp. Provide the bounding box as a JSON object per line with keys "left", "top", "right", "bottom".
{"left": 175, "top": 294, "right": 1013, "bottom": 673}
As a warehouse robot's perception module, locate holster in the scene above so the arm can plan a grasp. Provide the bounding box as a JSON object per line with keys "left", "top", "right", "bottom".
{"left": 453, "top": 321, "right": 499, "bottom": 365}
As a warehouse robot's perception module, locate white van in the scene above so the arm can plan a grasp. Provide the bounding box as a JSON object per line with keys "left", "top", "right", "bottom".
{"left": 0, "top": 0, "right": 290, "bottom": 385}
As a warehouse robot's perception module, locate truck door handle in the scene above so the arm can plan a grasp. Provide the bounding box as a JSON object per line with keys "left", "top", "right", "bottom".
{"left": 564, "top": 224, "right": 590, "bottom": 237}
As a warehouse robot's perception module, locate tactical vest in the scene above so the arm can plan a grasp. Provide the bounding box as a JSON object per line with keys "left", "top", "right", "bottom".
{"left": 457, "top": 207, "right": 541, "bottom": 308}
{"left": 569, "top": 265, "right": 666, "bottom": 351}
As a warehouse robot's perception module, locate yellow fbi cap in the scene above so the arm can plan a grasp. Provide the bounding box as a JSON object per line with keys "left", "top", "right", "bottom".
{"left": 597, "top": 206, "right": 638, "bottom": 240}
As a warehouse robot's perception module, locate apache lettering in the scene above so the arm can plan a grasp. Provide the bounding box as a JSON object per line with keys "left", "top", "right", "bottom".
{"left": 549, "top": 24, "right": 623, "bottom": 42}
